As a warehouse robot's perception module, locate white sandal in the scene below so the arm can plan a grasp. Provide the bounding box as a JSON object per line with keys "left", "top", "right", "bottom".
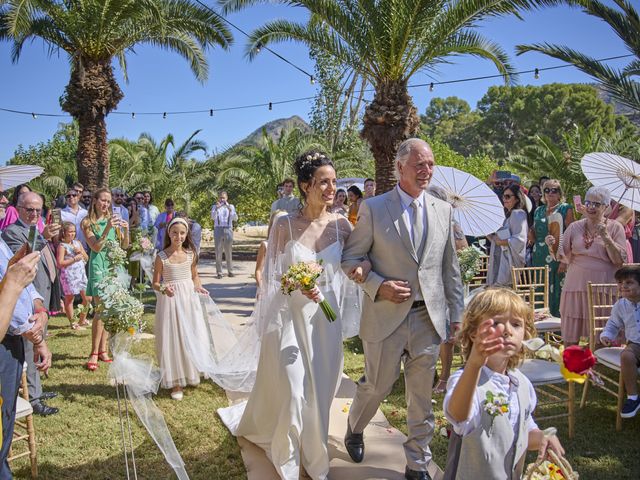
{"left": 170, "top": 391, "right": 183, "bottom": 401}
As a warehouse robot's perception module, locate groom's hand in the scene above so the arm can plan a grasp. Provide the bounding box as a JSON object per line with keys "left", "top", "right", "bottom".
{"left": 377, "top": 280, "right": 411, "bottom": 303}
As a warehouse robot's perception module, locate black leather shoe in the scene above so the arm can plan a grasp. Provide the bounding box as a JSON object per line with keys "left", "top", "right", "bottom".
{"left": 31, "top": 401, "right": 59, "bottom": 416}
{"left": 344, "top": 423, "right": 364, "bottom": 463}
{"left": 405, "top": 467, "right": 431, "bottom": 480}
{"left": 40, "top": 391, "right": 58, "bottom": 400}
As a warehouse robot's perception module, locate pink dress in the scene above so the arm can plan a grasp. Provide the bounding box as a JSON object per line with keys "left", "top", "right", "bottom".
{"left": 559, "top": 219, "right": 627, "bottom": 343}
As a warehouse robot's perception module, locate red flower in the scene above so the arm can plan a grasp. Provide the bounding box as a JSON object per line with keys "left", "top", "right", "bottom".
{"left": 562, "top": 345, "right": 596, "bottom": 374}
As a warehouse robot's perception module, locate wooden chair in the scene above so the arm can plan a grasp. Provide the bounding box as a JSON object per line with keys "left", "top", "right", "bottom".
{"left": 520, "top": 358, "right": 576, "bottom": 439}
{"left": 581, "top": 282, "right": 640, "bottom": 431}
{"left": 8, "top": 364, "right": 38, "bottom": 478}
{"left": 512, "top": 266, "right": 562, "bottom": 338}
{"left": 468, "top": 255, "right": 489, "bottom": 290}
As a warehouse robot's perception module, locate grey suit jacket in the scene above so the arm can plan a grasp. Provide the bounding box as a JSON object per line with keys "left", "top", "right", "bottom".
{"left": 2, "top": 220, "right": 59, "bottom": 308}
{"left": 342, "top": 188, "right": 464, "bottom": 343}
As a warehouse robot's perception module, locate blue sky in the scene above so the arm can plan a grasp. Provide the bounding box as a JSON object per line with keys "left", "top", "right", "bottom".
{"left": 0, "top": 2, "right": 630, "bottom": 164}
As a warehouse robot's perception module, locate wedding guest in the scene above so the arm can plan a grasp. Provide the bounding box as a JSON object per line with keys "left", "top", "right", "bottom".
{"left": 529, "top": 179, "right": 574, "bottom": 317}
{"left": 0, "top": 243, "right": 51, "bottom": 478}
{"left": 211, "top": 191, "right": 238, "bottom": 279}
{"left": 331, "top": 189, "right": 348, "bottom": 216}
{"left": 487, "top": 185, "right": 528, "bottom": 287}
{"left": 56, "top": 222, "right": 89, "bottom": 330}
{"left": 61, "top": 186, "right": 88, "bottom": 249}
{"left": 271, "top": 178, "right": 302, "bottom": 214}
{"left": 0, "top": 191, "right": 8, "bottom": 223}
{"left": 3, "top": 192, "right": 61, "bottom": 416}
{"left": 527, "top": 184, "right": 542, "bottom": 226}
{"left": 341, "top": 138, "right": 463, "bottom": 479}
{"left": 111, "top": 187, "right": 129, "bottom": 222}
{"left": 154, "top": 199, "right": 176, "bottom": 251}
{"left": 133, "top": 191, "right": 151, "bottom": 231}
{"left": 601, "top": 265, "right": 640, "bottom": 418}
{"left": 80, "top": 189, "right": 92, "bottom": 210}
{"left": 426, "top": 185, "right": 468, "bottom": 395}
{"left": 0, "top": 184, "right": 45, "bottom": 233}
{"left": 609, "top": 201, "right": 634, "bottom": 263}
{"left": 443, "top": 288, "right": 564, "bottom": 480}
{"left": 558, "top": 186, "right": 626, "bottom": 345}
{"left": 144, "top": 191, "right": 160, "bottom": 224}
{"left": 82, "top": 188, "right": 129, "bottom": 371}
{"left": 347, "top": 185, "right": 363, "bottom": 226}
{"left": 152, "top": 217, "right": 209, "bottom": 400}
{"left": 363, "top": 178, "right": 376, "bottom": 199}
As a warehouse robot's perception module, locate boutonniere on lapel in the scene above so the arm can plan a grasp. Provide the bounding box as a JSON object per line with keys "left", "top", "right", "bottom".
{"left": 483, "top": 390, "right": 509, "bottom": 433}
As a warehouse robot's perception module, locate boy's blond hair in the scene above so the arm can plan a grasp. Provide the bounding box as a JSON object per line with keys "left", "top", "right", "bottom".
{"left": 458, "top": 287, "right": 536, "bottom": 371}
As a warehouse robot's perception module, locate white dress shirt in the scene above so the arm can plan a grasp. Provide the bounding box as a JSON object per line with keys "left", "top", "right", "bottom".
{"left": 61, "top": 205, "right": 88, "bottom": 247}
{"left": 211, "top": 202, "right": 238, "bottom": 228}
{"left": 601, "top": 297, "right": 640, "bottom": 345}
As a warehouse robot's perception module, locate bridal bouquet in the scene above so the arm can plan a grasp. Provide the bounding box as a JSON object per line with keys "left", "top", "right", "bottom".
{"left": 281, "top": 260, "right": 336, "bottom": 322}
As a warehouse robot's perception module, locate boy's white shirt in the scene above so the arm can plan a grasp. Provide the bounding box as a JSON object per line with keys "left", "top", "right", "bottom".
{"left": 443, "top": 366, "right": 539, "bottom": 436}
{"left": 601, "top": 297, "right": 640, "bottom": 344}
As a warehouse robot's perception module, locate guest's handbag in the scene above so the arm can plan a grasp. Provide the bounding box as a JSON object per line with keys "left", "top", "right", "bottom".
{"left": 523, "top": 449, "right": 579, "bottom": 479}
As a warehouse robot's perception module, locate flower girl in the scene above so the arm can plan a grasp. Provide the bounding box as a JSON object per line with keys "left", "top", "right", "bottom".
{"left": 152, "top": 217, "right": 210, "bottom": 400}
{"left": 56, "top": 221, "right": 90, "bottom": 329}
{"left": 443, "top": 288, "right": 564, "bottom": 480}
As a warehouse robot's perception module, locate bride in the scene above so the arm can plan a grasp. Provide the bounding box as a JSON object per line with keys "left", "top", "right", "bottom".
{"left": 218, "top": 150, "right": 368, "bottom": 479}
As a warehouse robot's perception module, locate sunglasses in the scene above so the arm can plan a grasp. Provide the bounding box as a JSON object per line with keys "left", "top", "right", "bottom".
{"left": 544, "top": 187, "right": 560, "bottom": 194}
{"left": 502, "top": 194, "right": 514, "bottom": 199}
{"left": 66, "top": 193, "right": 78, "bottom": 198}
{"left": 18, "top": 206, "right": 42, "bottom": 214}
{"left": 584, "top": 200, "right": 604, "bottom": 209}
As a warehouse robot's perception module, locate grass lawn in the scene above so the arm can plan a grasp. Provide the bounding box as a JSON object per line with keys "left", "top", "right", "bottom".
{"left": 11, "top": 293, "right": 640, "bottom": 479}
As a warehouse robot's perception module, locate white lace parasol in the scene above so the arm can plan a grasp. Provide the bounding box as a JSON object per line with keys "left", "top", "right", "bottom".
{"left": 430, "top": 166, "right": 505, "bottom": 236}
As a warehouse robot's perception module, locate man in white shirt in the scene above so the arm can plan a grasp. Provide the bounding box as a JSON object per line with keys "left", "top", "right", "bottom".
{"left": 270, "top": 178, "right": 302, "bottom": 214}
{"left": 61, "top": 187, "right": 88, "bottom": 248}
{"left": 210, "top": 191, "right": 238, "bottom": 279}
{"left": 111, "top": 187, "right": 129, "bottom": 222}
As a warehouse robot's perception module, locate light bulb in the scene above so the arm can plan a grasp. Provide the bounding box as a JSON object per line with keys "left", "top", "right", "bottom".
{"left": 534, "top": 68, "right": 540, "bottom": 80}
{"left": 429, "top": 83, "right": 434, "bottom": 92}
{"left": 163, "top": 112, "right": 167, "bottom": 119}
{"left": 268, "top": 102, "right": 272, "bottom": 111}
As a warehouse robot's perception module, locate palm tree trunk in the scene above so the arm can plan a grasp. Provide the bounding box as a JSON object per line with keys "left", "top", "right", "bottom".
{"left": 61, "top": 57, "right": 123, "bottom": 190}
{"left": 361, "top": 80, "right": 420, "bottom": 194}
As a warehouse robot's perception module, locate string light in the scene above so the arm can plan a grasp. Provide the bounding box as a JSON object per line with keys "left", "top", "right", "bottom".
{"left": 534, "top": 68, "right": 540, "bottom": 80}
{"left": 131, "top": 112, "right": 135, "bottom": 119}
{"left": 1, "top": 53, "right": 632, "bottom": 120}
{"left": 255, "top": 42, "right": 262, "bottom": 53}
{"left": 163, "top": 112, "right": 167, "bottom": 119}
{"left": 310, "top": 75, "right": 315, "bottom": 85}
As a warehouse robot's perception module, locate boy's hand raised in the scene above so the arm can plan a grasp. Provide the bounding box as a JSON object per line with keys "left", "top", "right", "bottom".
{"left": 467, "top": 318, "right": 505, "bottom": 368}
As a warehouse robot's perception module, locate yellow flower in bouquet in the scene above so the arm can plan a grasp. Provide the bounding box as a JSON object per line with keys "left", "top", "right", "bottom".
{"left": 281, "top": 260, "right": 336, "bottom": 322}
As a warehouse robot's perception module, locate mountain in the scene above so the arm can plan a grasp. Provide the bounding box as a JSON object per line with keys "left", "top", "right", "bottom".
{"left": 237, "top": 115, "right": 312, "bottom": 146}
{"left": 595, "top": 85, "right": 640, "bottom": 127}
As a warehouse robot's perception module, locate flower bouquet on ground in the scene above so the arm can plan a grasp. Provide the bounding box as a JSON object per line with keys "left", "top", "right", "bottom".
{"left": 524, "top": 448, "right": 579, "bottom": 479}
{"left": 281, "top": 260, "right": 336, "bottom": 322}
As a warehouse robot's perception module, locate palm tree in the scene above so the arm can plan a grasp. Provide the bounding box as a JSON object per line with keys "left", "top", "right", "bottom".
{"left": 220, "top": 0, "right": 558, "bottom": 192}
{"left": 0, "top": 0, "right": 232, "bottom": 190}
{"left": 517, "top": 0, "right": 640, "bottom": 113}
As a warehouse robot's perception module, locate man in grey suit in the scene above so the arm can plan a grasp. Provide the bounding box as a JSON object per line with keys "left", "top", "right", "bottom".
{"left": 341, "top": 138, "right": 464, "bottom": 480}
{"left": 2, "top": 191, "right": 60, "bottom": 416}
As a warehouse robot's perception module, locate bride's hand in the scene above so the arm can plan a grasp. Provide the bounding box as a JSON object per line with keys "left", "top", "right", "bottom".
{"left": 348, "top": 259, "right": 371, "bottom": 283}
{"left": 300, "top": 286, "right": 322, "bottom": 303}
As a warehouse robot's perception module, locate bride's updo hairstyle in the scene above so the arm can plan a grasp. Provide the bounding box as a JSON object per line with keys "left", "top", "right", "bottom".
{"left": 293, "top": 149, "right": 334, "bottom": 204}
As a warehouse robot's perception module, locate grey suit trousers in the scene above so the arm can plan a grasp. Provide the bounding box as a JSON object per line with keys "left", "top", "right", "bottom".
{"left": 214, "top": 227, "right": 233, "bottom": 275}
{"left": 348, "top": 305, "right": 440, "bottom": 471}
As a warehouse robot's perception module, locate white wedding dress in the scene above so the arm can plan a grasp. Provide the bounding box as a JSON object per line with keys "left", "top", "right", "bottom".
{"left": 218, "top": 214, "right": 360, "bottom": 480}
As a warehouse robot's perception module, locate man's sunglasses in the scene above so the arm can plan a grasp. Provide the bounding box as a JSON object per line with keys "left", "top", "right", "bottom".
{"left": 66, "top": 193, "right": 78, "bottom": 198}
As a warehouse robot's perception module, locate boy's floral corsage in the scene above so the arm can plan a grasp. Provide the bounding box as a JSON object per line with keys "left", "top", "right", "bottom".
{"left": 484, "top": 390, "right": 509, "bottom": 432}
{"left": 281, "top": 260, "right": 336, "bottom": 322}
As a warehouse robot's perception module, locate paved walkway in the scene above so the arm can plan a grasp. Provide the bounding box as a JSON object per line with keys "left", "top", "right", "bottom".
{"left": 198, "top": 257, "right": 444, "bottom": 480}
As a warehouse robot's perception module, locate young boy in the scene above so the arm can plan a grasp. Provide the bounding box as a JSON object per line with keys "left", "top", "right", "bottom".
{"left": 601, "top": 265, "right": 640, "bottom": 418}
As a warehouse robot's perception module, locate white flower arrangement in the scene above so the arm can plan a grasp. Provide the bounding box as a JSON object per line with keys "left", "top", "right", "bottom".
{"left": 457, "top": 246, "right": 481, "bottom": 285}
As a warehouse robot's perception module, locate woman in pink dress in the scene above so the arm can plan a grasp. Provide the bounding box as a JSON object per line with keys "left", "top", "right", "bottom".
{"left": 557, "top": 187, "right": 627, "bottom": 345}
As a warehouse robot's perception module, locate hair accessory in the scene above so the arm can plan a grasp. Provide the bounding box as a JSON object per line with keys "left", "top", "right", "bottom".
{"left": 168, "top": 217, "right": 189, "bottom": 230}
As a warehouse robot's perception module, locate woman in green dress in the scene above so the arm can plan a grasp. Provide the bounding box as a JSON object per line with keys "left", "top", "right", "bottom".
{"left": 81, "top": 188, "right": 129, "bottom": 371}
{"left": 529, "top": 179, "right": 574, "bottom": 317}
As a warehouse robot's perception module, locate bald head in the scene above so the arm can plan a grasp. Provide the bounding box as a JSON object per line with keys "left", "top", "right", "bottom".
{"left": 17, "top": 191, "right": 43, "bottom": 225}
